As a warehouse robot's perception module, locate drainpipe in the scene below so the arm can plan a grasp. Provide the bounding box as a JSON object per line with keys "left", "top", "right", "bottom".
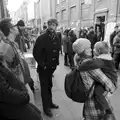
{"left": 115, "top": 0, "right": 119, "bottom": 23}
{"left": 67, "top": 0, "right": 70, "bottom": 27}
{"left": 93, "top": 0, "right": 96, "bottom": 26}
{"left": 1, "top": 0, "right": 5, "bottom": 18}
{"left": 80, "top": 1, "right": 83, "bottom": 28}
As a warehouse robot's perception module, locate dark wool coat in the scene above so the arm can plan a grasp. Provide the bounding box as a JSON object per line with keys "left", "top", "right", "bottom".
{"left": 63, "top": 35, "right": 69, "bottom": 53}
{"left": 87, "top": 31, "right": 98, "bottom": 49}
{"left": 110, "top": 31, "right": 117, "bottom": 47}
{"left": 33, "top": 29, "right": 60, "bottom": 71}
{"left": 57, "top": 31, "right": 62, "bottom": 50}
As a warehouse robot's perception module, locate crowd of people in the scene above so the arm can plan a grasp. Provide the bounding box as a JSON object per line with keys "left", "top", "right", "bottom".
{"left": 33, "top": 18, "right": 118, "bottom": 120}
{"left": 0, "top": 18, "right": 43, "bottom": 119}
{"left": 0, "top": 17, "right": 119, "bottom": 120}
{"left": 60, "top": 25, "right": 103, "bottom": 70}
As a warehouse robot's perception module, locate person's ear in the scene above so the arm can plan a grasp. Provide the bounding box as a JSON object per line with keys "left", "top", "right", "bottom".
{"left": 97, "top": 48, "right": 100, "bottom": 53}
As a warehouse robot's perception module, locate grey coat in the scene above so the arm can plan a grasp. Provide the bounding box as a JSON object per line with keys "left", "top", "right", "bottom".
{"left": 63, "top": 35, "right": 69, "bottom": 53}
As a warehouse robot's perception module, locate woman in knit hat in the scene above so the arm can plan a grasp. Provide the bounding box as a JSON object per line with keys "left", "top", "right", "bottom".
{"left": 72, "top": 38, "right": 116, "bottom": 120}
{"left": 73, "top": 38, "right": 91, "bottom": 66}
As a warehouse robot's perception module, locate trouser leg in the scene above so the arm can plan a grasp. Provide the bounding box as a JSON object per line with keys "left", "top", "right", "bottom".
{"left": 68, "top": 53, "right": 74, "bottom": 68}
{"left": 95, "top": 85, "right": 110, "bottom": 110}
{"left": 64, "top": 53, "right": 68, "bottom": 65}
{"left": 113, "top": 53, "right": 120, "bottom": 70}
{"left": 38, "top": 70, "right": 53, "bottom": 111}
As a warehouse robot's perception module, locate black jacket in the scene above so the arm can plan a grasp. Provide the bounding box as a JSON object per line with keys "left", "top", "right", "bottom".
{"left": 78, "top": 58, "right": 117, "bottom": 86}
{"left": 57, "top": 31, "right": 62, "bottom": 50}
{"left": 87, "top": 31, "right": 98, "bottom": 49}
{"left": 33, "top": 29, "right": 59, "bottom": 71}
{"left": 0, "top": 61, "right": 30, "bottom": 105}
{"left": 110, "top": 31, "right": 117, "bottom": 47}
{"left": 0, "top": 61, "right": 43, "bottom": 120}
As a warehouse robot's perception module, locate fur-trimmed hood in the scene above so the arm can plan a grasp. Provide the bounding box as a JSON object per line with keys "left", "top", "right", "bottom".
{"left": 96, "top": 54, "right": 112, "bottom": 60}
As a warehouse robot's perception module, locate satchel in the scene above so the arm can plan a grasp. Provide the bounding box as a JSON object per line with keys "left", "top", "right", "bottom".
{"left": 65, "top": 68, "right": 94, "bottom": 103}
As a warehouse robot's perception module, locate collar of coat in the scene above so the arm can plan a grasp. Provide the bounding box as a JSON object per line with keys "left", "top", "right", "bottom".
{"left": 46, "top": 28, "right": 56, "bottom": 40}
{"left": 96, "top": 54, "right": 112, "bottom": 60}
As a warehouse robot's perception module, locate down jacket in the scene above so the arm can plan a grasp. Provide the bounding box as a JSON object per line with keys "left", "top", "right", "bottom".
{"left": 0, "top": 61, "right": 43, "bottom": 120}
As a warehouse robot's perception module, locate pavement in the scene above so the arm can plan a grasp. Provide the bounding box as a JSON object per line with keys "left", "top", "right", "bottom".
{"left": 24, "top": 52, "right": 120, "bottom": 120}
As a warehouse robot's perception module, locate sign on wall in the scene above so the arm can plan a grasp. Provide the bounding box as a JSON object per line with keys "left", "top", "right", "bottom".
{"left": 84, "top": 0, "right": 92, "bottom": 4}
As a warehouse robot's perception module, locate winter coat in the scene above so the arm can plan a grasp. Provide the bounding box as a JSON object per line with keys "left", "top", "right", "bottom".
{"left": 0, "top": 40, "right": 24, "bottom": 84}
{"left": 96, "top": 32, "right": 102, "bottom": 41}
{"left": 33, "top": 28, "right": 60, "bottom": 71}
{"left": 110, "top": 31, "right": 117, "bottom": 48}
{"left": 57, "top": 31, "right": 62, "bottom": 51}
{"left": 63, "top": 35, "right": 69, "bottom": 53}
{"left": 113, "top": 34, "right": 120, "bottom": 54}
{"left": 0, "top": 61, "right": 43, "bottom": 120}
{"left": 0, "top": 60, "right": 30, "bottom": 104}
{"left": 68, "top": 35, "right": 77, "bottom": 53}
{"left": 87, "top": 31, "right": 98, "bottom": 49}
{"left": 0, "top": 39, "right": 35, "bottom": 104}
{"left": 15, "top": 33, "right": 27, "bottom": 53}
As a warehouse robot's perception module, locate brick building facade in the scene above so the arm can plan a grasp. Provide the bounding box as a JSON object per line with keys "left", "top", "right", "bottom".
{"left": 0, "top": 0, "right": 8, "bottom": 19}
{"left": 50, "top": 0, "right": 120, "bottom": 30}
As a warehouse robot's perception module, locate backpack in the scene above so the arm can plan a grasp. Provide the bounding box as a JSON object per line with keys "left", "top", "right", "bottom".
{"left": 64, "top": 68, "right": 94, "bottom": 103}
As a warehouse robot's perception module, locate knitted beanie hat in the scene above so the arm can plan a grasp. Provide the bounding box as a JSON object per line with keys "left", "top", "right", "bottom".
{"left": 72, "top": 38, "right": 91, "bottom": 54}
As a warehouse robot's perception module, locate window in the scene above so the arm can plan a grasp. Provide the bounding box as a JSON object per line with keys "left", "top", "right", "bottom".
{"left": 57, "top": 0, "right": 60, "bottom": 4}
{"left": 61, "top": 9, "right": 67, "bottom": 20}
{"left": 61, "top": 0, "right": 66, "bottom": 2}
{"left": 56, "top": 12, "right": 60, "bottom": 21}
{"left": 84, "top": 0, "right": 92, "bottom": 4}
{"left": 70, "top": 6, "right": 77, "bottom": 20}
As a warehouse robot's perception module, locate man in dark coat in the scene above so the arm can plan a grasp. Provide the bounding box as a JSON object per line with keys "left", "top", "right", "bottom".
{"left": 14, "top": 20, "right": 27, "bottom": 53}
{"left": 87, "top": 26, "right": 98, "bottom": 57}
{"left": 110, "top": 25, "right": 119, "bottom": 57}
{"left": 113, "top": 30, "right": 120, "bottom": 70}
{"left": 57, "top": 30, "right": 62, "bottom": 54}
{"left": 33, "top": 18, "right": 59, "bottom": 117}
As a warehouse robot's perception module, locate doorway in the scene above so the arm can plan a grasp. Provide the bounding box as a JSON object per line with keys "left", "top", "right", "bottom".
{"left": 95, "top": 16, "right": 105, "bottom": 40}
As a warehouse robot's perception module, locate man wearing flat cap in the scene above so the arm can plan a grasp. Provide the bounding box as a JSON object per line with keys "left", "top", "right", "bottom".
{"left": 33, "top": 18, "right": 60, "bottom": 117}
{"left": 14, "top": 19, "right": 28, "bottom": 53}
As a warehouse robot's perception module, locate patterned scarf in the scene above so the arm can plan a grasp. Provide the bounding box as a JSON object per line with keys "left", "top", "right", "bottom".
{"left": 47, "top": 28, "right": 57, "bottom": 41}
{"left": 0, "top": 60, "right": 26, "bottom": 91}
